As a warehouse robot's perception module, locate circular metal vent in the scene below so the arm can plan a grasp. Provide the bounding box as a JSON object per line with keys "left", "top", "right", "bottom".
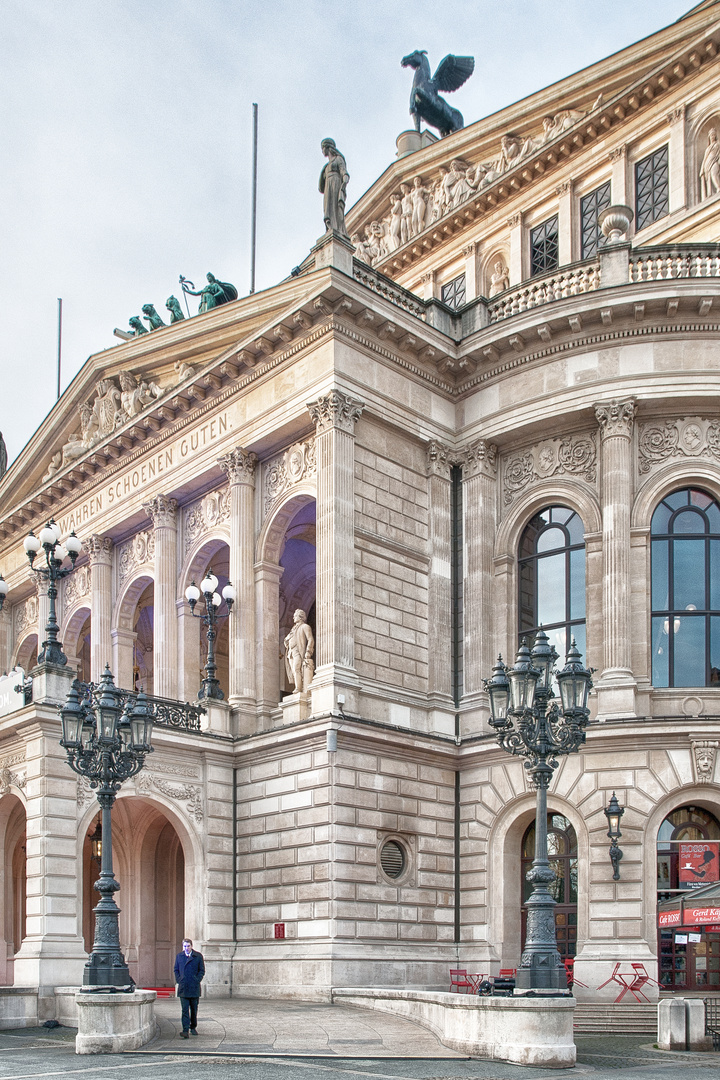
{"left": 380, "top": 839, "right": 406, "bottom": 879}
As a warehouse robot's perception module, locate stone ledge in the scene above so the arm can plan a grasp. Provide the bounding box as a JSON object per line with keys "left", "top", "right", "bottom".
{"left": 75, "top": 990, "right": 156, "bottom": 1055}
{"left": 331, "top": 986, "right": 576, "bottom": 1067}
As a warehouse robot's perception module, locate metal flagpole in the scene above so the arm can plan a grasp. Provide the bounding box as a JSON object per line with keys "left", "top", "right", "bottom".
{"left": 57, "top": 298, "right": 63, "bottom": 399}
{"left": 250, "top": 103, "right": 258, "bottom": 295}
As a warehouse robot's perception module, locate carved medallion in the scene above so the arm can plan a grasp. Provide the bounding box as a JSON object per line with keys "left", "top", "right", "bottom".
{"left": 118, "top": 529, "right": 155, "bottom": 584}
{"left": 264, "top": 437, "right": 317, "bottom": 514}
{"left": 638, "top": 417, "right": 720, "bottom": 473}
{"left": 184, "top": 490, "right": 230, "bottom": 552}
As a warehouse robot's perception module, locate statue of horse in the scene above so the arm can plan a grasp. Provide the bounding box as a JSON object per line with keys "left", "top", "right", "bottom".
{"left": 401, "top": 51, "right": 475, "bottom": 137}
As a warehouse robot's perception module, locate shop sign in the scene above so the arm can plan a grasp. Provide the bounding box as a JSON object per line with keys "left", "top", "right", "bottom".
{"left": 658, "top": 909, "right": 681, "bottom": 927}
{"left": 683, "top": 906, "right": 720, "bottom": 925}
{"left": 0, "top": 668, "right": 26, "bottom": 718}
{"left": 678, "top": 842, "right": 719, "bottom": 889}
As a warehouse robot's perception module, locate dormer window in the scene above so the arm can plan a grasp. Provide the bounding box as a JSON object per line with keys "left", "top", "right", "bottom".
{"left": 441, "top": 274, "right": 466, "bottom": 310}
{"left": 530, "top": 216, "right": 559, "bottom": 277}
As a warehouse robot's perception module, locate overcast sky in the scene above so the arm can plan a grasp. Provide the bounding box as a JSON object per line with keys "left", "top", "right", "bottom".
{"left": 0, "top": 0, "right": 695, "bottom": 466}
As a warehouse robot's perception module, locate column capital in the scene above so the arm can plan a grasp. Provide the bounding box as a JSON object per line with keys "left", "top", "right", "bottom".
{"left": 142, "top": 494, "right": 178, "bottom": 528}
{"left": 426, "top": 440, "right": 455, "bottom": 480}
{"left": 462, "top": 439, "right": 498, "bottom": 480}
{"left": 608, "top": 144, "right": 627, "bottom": 163}
{"left": 86, "top": 535, "right": 113, "bottom": 563}
{"left": 307, "top": 389, "right": 365, "bottom": 434}
{"left": 595, "top": 399, "right": 636, "bottom": 439}
{"left": 218, "top": 446, "right": 258, "bottom": 485}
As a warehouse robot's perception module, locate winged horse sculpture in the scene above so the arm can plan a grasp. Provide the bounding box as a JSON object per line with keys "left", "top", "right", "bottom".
{"left": 401, "top": 50, "right": 475, "bottom": 137}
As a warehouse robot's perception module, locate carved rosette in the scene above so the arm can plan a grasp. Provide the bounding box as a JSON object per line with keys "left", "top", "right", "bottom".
{"left": 307, "top": 390, "right": 365, "bottom": 434}
{"left": 142, "top": 494, "right": 178, "bottom": 529}
{"left": 137, "top": 771, "right": 203, "bottom": 822}
{"left": 118, "top": 529, "right": 155, "bottom": 584}
{"left": 218, "top": 446, "right": 258, "bottom": 486}
{"left": 426, "top": 440, "right": 455, "bottom": 480}
{"left": 86, "top": 535, "right": 113, "bottom": 564}
{"left": 638, "top": 418, "right": 720, "bottom": 474}
{"left": 502, "top": 435, "right": 595, "bottom": 504}
{"left": 184, "top": 490, "right": 231, "bottom": 553}
{"left": 595, "top": 400, "right": 636, "bottom": 440}
{"left": 691, "top": 740, "right": 718, "bottom": 784}
{"left": 64, "top": 564, "right": 91, "bottom": 608}
{"left": 462, "top": 439, "right": 498, "bottom": 481}
{"left": 263, "top": 437, "right": 317, "bottom": 514}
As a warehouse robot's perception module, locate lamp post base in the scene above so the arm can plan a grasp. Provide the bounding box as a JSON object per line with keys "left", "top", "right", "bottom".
{"left": 83, "top": 957, "right": 133, "bottom": 987}
{"left": 515, "top": 962, "right": 568, "bottom": 991}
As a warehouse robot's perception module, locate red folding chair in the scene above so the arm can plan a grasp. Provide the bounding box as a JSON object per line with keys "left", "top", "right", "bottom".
{"left": 564, "top": 958, "right": 587, "bottom": 989}
{"left": 449, "top": 968, "right": 473, "bottom": 993}
{"left": 498, "top": 967, "right": 516, "bottom": 978}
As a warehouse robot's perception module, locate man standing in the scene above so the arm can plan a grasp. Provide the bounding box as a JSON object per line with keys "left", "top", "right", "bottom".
{"left": 174, "top": 937, "right": 205, "bottom": 1038}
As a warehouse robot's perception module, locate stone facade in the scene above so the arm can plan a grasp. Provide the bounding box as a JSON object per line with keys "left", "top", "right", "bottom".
{"left": 2, "top": 5, "right": 720, "bottom": 1006}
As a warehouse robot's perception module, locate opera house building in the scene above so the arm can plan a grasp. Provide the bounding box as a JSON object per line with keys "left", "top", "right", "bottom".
{"left": 2, "top": 1, "right": 720, "bottom": 1018}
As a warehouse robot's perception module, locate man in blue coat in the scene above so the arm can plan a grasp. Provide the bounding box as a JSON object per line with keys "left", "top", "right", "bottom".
{"left": 174, "top": 938, "right": 205, "bottom": 1037}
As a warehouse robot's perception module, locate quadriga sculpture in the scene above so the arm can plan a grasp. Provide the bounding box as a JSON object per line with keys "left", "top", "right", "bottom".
{"left": 401, "top": 50, "right": 475, "bottom": 137}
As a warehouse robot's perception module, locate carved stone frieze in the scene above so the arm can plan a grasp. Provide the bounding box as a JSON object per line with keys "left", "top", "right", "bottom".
{"left": 152, "top": 762, "right": 200, "bottom": 778}
{"left": 595, "top": 399, "right": 636, "bottom": 439}
{"left": 307, "top": 390, "right": 365, "bottom": 434}
{"left": 691, "top": 739, "right": 718, "bottom": 783}
{"left": 463, "top": 440, "right": 498, "bottom": 481}
{"left": 184, "top": 489, "right": 230, "bottom": 553}
{"left": 137, "top": 771, "right": 203, "bottom": 822}
{"left": 64, "top": 564, "right": 91, "bottom": 608}
{"left": 118, "top": 529, "right": 155, "bottom": 584}
{"left": 638, "top": 417, "right": 720, "bottom": 473}
{"left": 263, "top": 437, "right": 317, "bottom": 514}
{"left": 15, "top": 594, "right": 38, "bottom": 637}
{"left": 143, "top": 494, "right": 178, "bottom": 529}
{"left": 218, "top": 447, "right": 258, "bottom": 486}
{"left": 503, "top": 434, "right": 596, "bottom": 505}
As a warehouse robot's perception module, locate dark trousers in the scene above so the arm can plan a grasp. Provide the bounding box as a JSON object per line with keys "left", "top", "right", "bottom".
{"left": 179, "top": 995, "right": 199, "bottom": 1031}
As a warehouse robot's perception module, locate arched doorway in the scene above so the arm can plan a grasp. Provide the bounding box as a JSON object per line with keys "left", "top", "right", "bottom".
{"left": 133, "top": 584, "right": 154, "bottom": 694}
{"left": 0, "top": 794, "right": 26, "bottom": 985}
{"left": 521, "top": 813, "right": 578, "bottom": 961}
{"left": 657, "top": 804, "right": 720, "bottom": 989}
{"left": 14, "top": 635, "right": 37, "bottom": 675}
{"left": 82, "top": 798, "right": 186, "bottom": 987}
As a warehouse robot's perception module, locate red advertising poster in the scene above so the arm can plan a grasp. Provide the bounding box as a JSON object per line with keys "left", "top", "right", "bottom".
{"left": 678, "top": 842, "right": 720, "bottom": 889}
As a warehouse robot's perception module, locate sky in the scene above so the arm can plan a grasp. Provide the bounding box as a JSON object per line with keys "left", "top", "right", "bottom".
{"left": 0, "top": 0, "right": 696, "bottom": 467}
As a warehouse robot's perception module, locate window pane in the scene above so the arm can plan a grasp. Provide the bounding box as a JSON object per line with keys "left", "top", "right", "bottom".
{"left": 537, "top": 526, "right": 566, "bottom": 553}
{"left": 711, "top": 616, "right": 720, "bottom": 685}
{"left": 711, "top": 541, "right": 720, "bottom": 610}
{"left": 673, "top": 615, "right": 706, "bottom": 687}
{"left": 551, "top": 507, "right": 572, "bottom": 525}
{"left": 673, "top": 539, "right": 705, "bottom": 610}
{"left": 673, "top": 509, "right": 706, "bottom": 534}
{"left": 652, "top": 502, "right": 672, "bottom": 534}
{"left": 569, "top": 623, "right": 586, "bottom": 669}
{"left": 537, "top": 553, "right": 566, "bottom": 626}
{"left": 566, "top": 513, "right": 584, "bottom": 544}
{"left": 652, "top": 616, "right": 669, "bottom": 687}
{"left": 691, "top": 490, "right": 712, "bottom": 509}
{"left": 666, "top": 490, "right": 688, "bottom": 511}
{"left": 636, "top": 145, "right": 669, "bottom": 231}
{"left": 580, "top": 181, "right": 611, "bottom": 259}
{"left": 652, "top": 539, "right": 669, "bottom": 609}
{"left": 530, "top": 215, "right": 559, "bottom": 277}
{"left": 707, "top": 502, "right": 720, "bottom": 531}
{"left": 570, "top": 548, "right": 586, "bottom": 619}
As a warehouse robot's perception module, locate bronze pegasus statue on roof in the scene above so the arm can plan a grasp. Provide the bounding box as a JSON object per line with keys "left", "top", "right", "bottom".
{"left": 401, "top": 50, "right": 475, "bottom": 137}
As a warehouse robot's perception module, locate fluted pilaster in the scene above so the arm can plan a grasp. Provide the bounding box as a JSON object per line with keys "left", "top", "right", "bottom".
{"left": 426, "top": 442, "right": 455, "bottom": 703}
{"left": 87, "top": 535, "right": 113, "bottom": 681}
{"left": 461, "top": 440, "right": 498, "bottom": 701}
{"left": 218, "top": 447, "right": 258, "bottom": 707}
{"left": 142, "top": 494, "right": 178, "bottom": 698}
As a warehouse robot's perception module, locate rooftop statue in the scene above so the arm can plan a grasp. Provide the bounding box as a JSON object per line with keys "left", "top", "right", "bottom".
{"left": 401, "top": 50, "right": 475, "bottom": 137}
{"left": 142, "top": 303, "right": 166, "bottom": 330}
{"left": 166, "top": 295, "right": 185, "bottom": 323}
{"left": 180, "top": 273, "right": 238, "bottom": 315}
{"left": 129, "top": 316, "right": 148, "bottom": 336}
{"left": 319, "top": 138, "right": 350, "bottom": 239}
{"left": 0, "top": 432, "right": 6, "bottom": 479}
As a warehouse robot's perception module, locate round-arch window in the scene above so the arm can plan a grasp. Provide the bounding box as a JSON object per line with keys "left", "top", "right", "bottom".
{"left": 518, "top": 506, "right": 586, "bottom": 663}
{"left": 380, "top": 840, "right": 406, "bottom": 879}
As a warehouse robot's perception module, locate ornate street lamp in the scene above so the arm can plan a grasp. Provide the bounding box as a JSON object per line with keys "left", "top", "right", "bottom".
{"left": 60, "top": 667, "right": 153, "bottom": 986}
{"left": 24, "top": 521, "right": 83, "bottom": 666}
{"left": 486, "top": 631, "right": 592, "bottom": 991}
{"left": 604, "top": 792, "right": 625, "bottom": 880}
{"left": 185, "top": 568, "right": 236, "bottom": 699}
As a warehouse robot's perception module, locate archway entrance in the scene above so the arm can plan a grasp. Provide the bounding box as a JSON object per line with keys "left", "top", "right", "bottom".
{"left": 0, "top": 794, "right": 26, "bottom": 985}
{"left": 521, "top": 813, "right": 578, "bottom": 961}
{"left": 83, "top": 799, "right": 185, "bottom": 987}
{"left": 657, "top": 804, "right": 720, "bottom": 990}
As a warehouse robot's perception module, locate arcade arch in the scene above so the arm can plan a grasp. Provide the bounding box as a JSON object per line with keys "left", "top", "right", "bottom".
{"left": 0, "top": 793, "right": 26, "bottom": 985}
{"left": 113, "top": 574, "right": 154, "bottom": 693}
{"left": 180, "top": 538, "right": 231, "bottom": 700}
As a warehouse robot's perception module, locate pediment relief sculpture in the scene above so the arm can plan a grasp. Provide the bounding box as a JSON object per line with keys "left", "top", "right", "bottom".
{"left": 352, "top": 98, "right": 601, "bottom": 269}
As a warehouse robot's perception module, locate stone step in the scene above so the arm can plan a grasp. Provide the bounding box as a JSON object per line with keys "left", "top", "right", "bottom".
{"left": 573, "top": 1003, "right": 657, "bottom": 1034}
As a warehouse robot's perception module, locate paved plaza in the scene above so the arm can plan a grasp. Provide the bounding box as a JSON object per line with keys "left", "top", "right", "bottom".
{"left": 0, "top": 998, "right": 720, "bottom": 1080}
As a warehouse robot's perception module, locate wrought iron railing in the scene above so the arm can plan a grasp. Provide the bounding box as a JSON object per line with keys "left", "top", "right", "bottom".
{"left": 705, "top": 997, "right": 720, "bottom": 1049}
{"left": 75, "top": 680, "right": 205, "bottom": 732}
{"left": 630, "top": 244, "right": 720, "bottom": 282}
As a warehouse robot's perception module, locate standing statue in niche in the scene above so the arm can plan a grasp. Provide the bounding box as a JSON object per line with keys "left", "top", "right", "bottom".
{"left": 700, "top": 127, "right": 720, "bottom": 200}
{"left": 284, "top": 609, "right": 315, "bottom": 693}
{"left": 489, "top": 260, "right": 510, "bottom": 297}
{"left": 401, "top": 50, "right": 475, "bottom": 137}
{"left": 319, "top": 138, "right": 350, "bottom": 239}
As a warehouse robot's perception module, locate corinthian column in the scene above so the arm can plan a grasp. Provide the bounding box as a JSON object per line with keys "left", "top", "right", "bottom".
{"left": 595, "top": 399, "right": 637, "bottom": 718}
{"left": 142, "top": 494, "right": 178, "bottom": 699}
{"left": 87, "top": 535, "right": 113, "bottom": 681}
{"left": 218, "top": 447, "right": 258, "bottom": 712}
{"left": 307, "top": 389, "right": 364, "bottom": 711}
{"left": 461, "top": 440, "right": 498, "bottom": 732}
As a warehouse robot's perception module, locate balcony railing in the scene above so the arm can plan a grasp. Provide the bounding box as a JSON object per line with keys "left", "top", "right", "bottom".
{"left": 629, "top": 244, "right": 720, "bottom": 281}
{"left": 353, "top": 260, "right": 427, "bottom": 319}
{"left": 488, "top": 260, "right": 601, "bottom": 323}
{"left": 75, "top": 681, "right": 205, "bottom": 732}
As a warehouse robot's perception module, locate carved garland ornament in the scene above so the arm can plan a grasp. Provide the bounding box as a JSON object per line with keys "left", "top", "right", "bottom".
{"left": 184, "top": 489, "right": 230, "bottom": 553}
{"left": 118, "top": 529, "right": 155, "bottom": 584}
{"left": 503, "top": 435, "right": 597, "bottom": 505}
{"left": 638, "top": 418, "right": 720, "bottom": 474}
{"left": 137, "top": 771, "right": 203, "bottom": 822}
{"left": 264, "top": 437, "right": 317, "bottom": 513}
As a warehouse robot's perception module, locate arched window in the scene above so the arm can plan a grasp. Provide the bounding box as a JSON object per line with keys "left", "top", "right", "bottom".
{"left": 522, "top": 814, "right": 578, "bottom": 960}
{"left": 651, "top": 488, "right": 720, "bottom": 688}
{"left": 518, "top": 506, "right": 586, "bottom": 662}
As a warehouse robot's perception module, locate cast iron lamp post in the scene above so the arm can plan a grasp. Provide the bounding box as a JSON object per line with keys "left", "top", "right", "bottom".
{"left": 604, "top": 792, "right": 625, "bottom": 880}
{"left": 23, "top": 520, "right": 82, "bottom": 666}
{"left": 184, "top": 568, "right": 236, "bottom": 699}
{"left": 60, "top": 666, "right": 153, "bottom": 986}
{"left": 486, "top": 630, "right": 592, "bottom": 991}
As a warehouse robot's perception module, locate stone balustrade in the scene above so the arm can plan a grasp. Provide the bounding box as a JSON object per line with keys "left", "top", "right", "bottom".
{"left": 629, "top": 246, "right": 720, "bottom": 281}
{"left": 488, "top": 261, "right": 601, "bottom": 322}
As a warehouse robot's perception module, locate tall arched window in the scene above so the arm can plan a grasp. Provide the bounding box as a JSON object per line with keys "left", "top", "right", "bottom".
{"left": 651, "top": 488, "right": 720, "bottom": 687}
{"left": 518, "top": 506, "right": 586, "bottom": 661}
